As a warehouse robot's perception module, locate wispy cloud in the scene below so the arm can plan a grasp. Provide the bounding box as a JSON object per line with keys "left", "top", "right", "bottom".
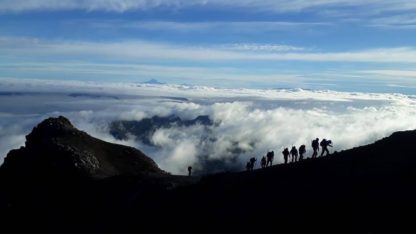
{"left": 2, "top": 37, "right": 416, "bottom": 63}
{"left": 88, "top": 20, "right": 330, "bottom": 32}
{"left": 224, "top": 43, "right": 305, "bottom": 52}
{"left": 363, "top": 69, "right": 416, "bottom": 78}
{"left": 369, "top": 14, "right": 416, "bottom": 29}
{"left": 1, "top": 0, "right": 415, "bottom": 14}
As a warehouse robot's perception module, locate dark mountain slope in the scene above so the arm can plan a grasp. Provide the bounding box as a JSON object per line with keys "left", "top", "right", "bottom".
{"left": 152, "top": 130, "right": 416, "bottom": 233}
{"left": 1, "top": 116, "right": 416, "bottom": 233}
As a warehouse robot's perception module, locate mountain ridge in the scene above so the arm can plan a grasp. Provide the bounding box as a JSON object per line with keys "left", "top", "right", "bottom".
{"left": 1, "top": 116, "right": 416, "bottom": 233}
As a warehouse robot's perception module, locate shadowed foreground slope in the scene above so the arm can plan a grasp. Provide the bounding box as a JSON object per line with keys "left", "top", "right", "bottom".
{"left": 1, "top": 116, "right": 416, "bottom": 233}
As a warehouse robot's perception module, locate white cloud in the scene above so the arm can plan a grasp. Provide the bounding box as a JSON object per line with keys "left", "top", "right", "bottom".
{"left": 2, "top": 37, "right": 416, "bottom": 64}
{"left": 0, "top": 131, "right": 25, "bottom": 160}
{"left": 226, "top": 43, "right": 305, "bottom": 52}
{"left": 0, "top": 114, "right": 46, "bottom": 160}
{"left": 0, "top": 77, "right": 411, "bottom": 102}
{"left": 369, "top": 14, "right": 416, "bottom": 28}
{"left": 1, "top": 79, "right": 416, "bottom": 175}
{"left": 89, "top": 20, "right": 329, "bottom": 32}
{"left": 363, "top": 70, "right": 416, "bottom": 78}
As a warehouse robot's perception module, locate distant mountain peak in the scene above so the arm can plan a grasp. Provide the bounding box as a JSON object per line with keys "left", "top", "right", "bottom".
{"left": 142, "top": 79, "right": 165, "bottom": 85}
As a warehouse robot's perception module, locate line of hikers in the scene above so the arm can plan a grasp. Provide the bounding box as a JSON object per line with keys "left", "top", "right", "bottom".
{"left": 246, "top": 138, "right": 333, "bottom": 171}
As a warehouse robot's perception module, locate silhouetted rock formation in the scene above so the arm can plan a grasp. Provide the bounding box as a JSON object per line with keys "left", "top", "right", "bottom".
{"left": 1, "top": 116, "right": 164, "bottom": 179}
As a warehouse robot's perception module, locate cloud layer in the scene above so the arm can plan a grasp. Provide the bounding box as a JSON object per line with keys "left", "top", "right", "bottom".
{"left": 1, "top": 78, "right": 416, "bottom": 175}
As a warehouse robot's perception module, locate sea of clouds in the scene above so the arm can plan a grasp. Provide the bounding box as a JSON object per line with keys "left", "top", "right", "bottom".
{"left": 1, "top": 78, "right": 416, "bottom": 175}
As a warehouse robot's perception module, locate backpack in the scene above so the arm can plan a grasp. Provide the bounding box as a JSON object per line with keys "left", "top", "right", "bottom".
{"left": 313, "top": 139, "right": 320, "bottom": 148}
{"left": 300, "top": 145, "right": 306, "bottom": 153}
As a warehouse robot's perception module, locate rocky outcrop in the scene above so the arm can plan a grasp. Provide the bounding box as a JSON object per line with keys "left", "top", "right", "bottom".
{"left": 1, "top": 116, "right": 165, "bottom": 179}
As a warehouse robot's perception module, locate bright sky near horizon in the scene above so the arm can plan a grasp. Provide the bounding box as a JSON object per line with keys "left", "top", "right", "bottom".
{"left": 1, "top": 0, "right": 416, "bottom": 93}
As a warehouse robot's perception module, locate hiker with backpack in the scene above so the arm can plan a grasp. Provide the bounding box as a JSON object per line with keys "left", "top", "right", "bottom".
{"left": 249, "top": 157, "right": 257, "bottom": 170}
{"left": 261, "top": 156, "right": 267, "bottom": 168}
{"left": 266, "top": 151, "right": 274, "bottom": 167}
{"left": 246, "top": 161, "right": 251, "bottom": 171}
{"left": 299, "top": 145, "right": 306, "bottom": 161}
{"left": 320, "top": 139, "right": 333, "bottom": 157}
{"left": 188, "top": 166, "right": 193, "bottom": 176}
{"left": 311, "top": 138, "right": 319, "bottom": 158}
{"left": 282, "top": 148, "right": 290, "bottom": 164}
{"left": 290, "top": 146, "right": 298, "bottom": 162}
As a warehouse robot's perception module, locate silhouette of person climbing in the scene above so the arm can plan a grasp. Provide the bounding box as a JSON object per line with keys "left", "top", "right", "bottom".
{"left": 282, "top": 148, "right": 290, "bottom": 164}
{"left": 249, "top": 157, "right": 257, "bottom": 171}
{"left": 299, "top": 145, "right": 306, "bottom": 161}
{"left": 246, "top": 161, "right": 251, "bottom": 171}
{"left": 266, "top": 151, "right": 274, "bottom": 167}
{"left": 261, "top": 156, "right": 267, "bottom": 168}
{"left": 320, "top": 139, "right": 333, "bottom": 157}
{"left": 290, "top": 146, "right": 298, "bottom": 162}
{"left": 311, "top": 138, "right": 319, "bottom": 158}
{"left": 188, "top": 166, "right": 192, "bottom": 176}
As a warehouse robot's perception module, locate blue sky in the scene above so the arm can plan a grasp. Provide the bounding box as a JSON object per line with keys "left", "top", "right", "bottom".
{"left": 1, "top": 0, "right": 416, "bottom": 93}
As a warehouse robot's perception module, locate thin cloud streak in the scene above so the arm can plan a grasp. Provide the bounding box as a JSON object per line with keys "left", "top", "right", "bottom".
{"left": 1, "top": 37, "right": 416, "bottom": 63}
{"left": 363, "top": 70, "right": 416, "bottom": 78}
{"left": 88, "top": 20, "right": 331, "bottom": 32}
{"left": 369, "top": 14, "right": 416, "bottom": 29}
{"left": 0, "top": 0, "right": 415, "bottom": 14}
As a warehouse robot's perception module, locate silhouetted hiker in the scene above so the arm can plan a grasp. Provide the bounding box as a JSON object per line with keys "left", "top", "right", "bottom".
{"left": 266, "top": 151, "right": 274, "bottom": 167}
{"left": 282, "top": 148, "right": 290, "bottom": 164}
{"left": 261, "top": 156, "right": 267, "bottom": 168}
{"left": 320, "top": 139, "right": 333, "bottom": 157}
{"left": 299, "top": 145, "right": 306, "bottom": 161}
{"left": 246, "top": 161, "right": 251, "bottom": 171}
{"left": 249, "top": 157, "right": 257, "bottom": 170}
{"left": 311, "top": 138, "right": 319, "bottom": 158}
{"left": 188, "top": 166, "right": 192, "bottom": 176}
{"left": 290, "top": 146, "right": 298, "bottom": 162}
